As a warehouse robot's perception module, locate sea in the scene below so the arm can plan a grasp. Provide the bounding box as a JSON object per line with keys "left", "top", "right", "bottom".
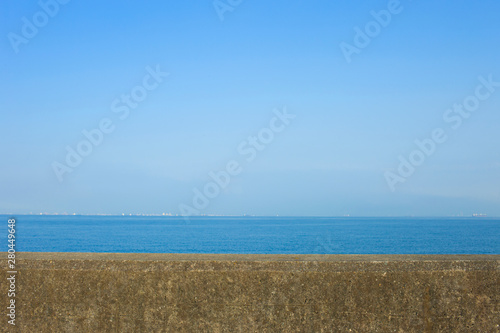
{"left": 3, "top": 215, "right": 499, "bottom": 254}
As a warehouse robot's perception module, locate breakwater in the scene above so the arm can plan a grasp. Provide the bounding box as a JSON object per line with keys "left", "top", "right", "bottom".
{"left": 1, "top": 253, "right": 499, "bottom": 332}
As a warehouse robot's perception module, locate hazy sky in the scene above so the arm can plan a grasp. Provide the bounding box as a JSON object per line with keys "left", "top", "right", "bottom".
{"left": 1, "top": 0, "right": 499, "bottom": 216}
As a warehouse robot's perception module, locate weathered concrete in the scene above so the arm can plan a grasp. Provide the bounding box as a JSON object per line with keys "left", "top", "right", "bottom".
{"left": 1, "top": 253, "right": 499, "bottom": 332}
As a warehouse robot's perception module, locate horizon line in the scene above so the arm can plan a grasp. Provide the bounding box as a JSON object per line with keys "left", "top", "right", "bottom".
{"left": 0, "top": 213, "right": 497, "bottom": 218}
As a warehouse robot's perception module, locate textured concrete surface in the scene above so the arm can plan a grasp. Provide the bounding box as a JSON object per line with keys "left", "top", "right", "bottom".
{"left": 1, "top": 253, "right": 499, "bottom": 332}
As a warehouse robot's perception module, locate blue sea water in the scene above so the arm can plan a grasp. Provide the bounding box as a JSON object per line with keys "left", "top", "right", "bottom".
{"left": 3, "top": 215, "right": 499, "bottom": 254}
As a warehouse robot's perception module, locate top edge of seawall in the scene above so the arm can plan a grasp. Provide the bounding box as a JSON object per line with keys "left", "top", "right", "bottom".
{"left": 7, "top": 252, "right": 500, "bottom": 262}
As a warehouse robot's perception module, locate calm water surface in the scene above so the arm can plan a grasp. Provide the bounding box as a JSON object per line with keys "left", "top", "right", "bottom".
{"left": 4, "top": 215, "right": 499, "bottom": 254}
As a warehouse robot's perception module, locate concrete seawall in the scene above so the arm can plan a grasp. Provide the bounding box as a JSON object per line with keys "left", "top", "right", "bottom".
{"left": 1, "top": 253, "right": 499, "bottom": 332}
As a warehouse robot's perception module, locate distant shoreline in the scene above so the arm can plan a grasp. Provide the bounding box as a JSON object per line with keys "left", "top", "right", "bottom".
{"left": 0, "top": 214, "right": 497, "bottom": 218}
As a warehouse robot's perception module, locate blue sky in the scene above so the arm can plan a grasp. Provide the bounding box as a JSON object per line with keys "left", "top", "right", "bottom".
{"left": 1, "top": 0, "right": 499, "bottom": 216}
